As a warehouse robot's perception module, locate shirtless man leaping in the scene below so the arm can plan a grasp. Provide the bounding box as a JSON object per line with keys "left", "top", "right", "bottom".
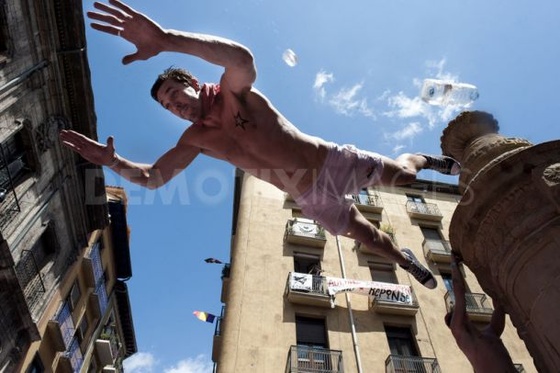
{"left": 60, "top": 0, "right": 461, "bottom": 289}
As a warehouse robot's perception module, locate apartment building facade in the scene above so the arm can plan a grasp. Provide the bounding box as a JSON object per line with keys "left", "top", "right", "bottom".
{"left": 0, "top": 1, "right": 137, "bottom": 371}
{"left": 213, "top": 171, "right": 536, "bottom": 372}
{"left": 16, "top": 186, "right": 137, "bottom": 373}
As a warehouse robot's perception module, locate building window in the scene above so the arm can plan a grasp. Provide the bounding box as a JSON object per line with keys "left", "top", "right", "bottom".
{"left": 77, "top": 316, "right": 89, "bottom": 345}
{"left": 0, "top": 131, "right": 33, "bottom": 190}
{"left": 0, "top": 3, "right": 8, "bottom": 63}
{"left": 369, "top": 262, "right": 397, "bottom": 284}
{"left": 69, "top": 280, "right": 81, "bottom": 311}
{"left": 406, "top": 194, "right": 425, "bottom": 203}
{"left": 385, "top": 326, "right": 419, "bottom": 357}
{"left": 26, "top": 354, "right": 45, "bottom": 373}
{"left": 296, "top": 316, "right": 328, "bottom": 348}
{"left": 294, "top": 253, "right": 322, "bottom": 275}
{"left": 295, "top": 316, "right": 329, "bottom": 371}
{"left": 420, "top": 226, "right": 441, "bottom": 240}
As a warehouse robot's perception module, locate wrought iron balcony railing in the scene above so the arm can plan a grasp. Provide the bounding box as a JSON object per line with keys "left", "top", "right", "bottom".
{"left": 285, "top": 345, "right": 343, "bottom": 373}
{"left": 444, "top": 291, "right": 494, "bottom": 322}
{"left": 422, "top": 238, "right": 452, "bottom": 263}
{"left": 285, "top": 218, "right": 326, "bottom": 248}
{"left": 47, "top": 301, "right": 75, "bottom": 352}
{"left": 348, "top": 191, "right": 383, "bottom": 213}
{"left": 14, "top": 249, "right": 46, "bottom": 314}
{"left": 212, "top": 310, "right": 224, "bottom": 363}
{"left": 405, "top": 201, "right": 443, "bottom": 221}
{"left": 385, "top": 354, "right": 441, "bottom": 373}
{"left": 285, "top": 272, "right": 331, "bottom": 308}
{"left": 369, "top": 284, "right": 419, "bottom": 316}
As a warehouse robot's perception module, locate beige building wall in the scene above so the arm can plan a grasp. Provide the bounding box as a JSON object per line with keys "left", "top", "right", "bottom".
{"left": 215, "top": 173, "right": 536, "bottom": 373}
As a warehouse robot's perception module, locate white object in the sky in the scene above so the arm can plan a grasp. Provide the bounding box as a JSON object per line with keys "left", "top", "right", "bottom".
{"left": 421, "top": 79, "right": 479, "bottom": 106}
{"left": 282, "top": 49, "right": 298, "bottom": 67}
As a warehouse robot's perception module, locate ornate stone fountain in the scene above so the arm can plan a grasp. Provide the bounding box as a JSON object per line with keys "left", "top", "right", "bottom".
{"left": 441, "top": 110, "right": 560, "bottom": 372}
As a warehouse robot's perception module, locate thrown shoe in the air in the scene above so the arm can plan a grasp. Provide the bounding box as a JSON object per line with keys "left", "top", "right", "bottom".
{"left": 417, "top": 153, "right": 461, "bottom": 175}
{"left": 400, "top": 248, "right": 437, "bottom": 289}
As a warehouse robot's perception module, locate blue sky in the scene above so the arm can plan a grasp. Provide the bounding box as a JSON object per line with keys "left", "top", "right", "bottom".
{"left": 81, "top": 1, "right": 560, "bottom": 372}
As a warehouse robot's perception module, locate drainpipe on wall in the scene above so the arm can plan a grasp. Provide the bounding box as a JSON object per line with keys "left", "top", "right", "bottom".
{"left": 335, "top": 235, "right": 363, "bottom": 373}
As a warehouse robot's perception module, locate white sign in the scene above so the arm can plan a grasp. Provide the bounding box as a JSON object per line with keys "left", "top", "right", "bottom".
{"left": 326, "top": 277, "right": 414, "bottom": 305}
{"left": 289, "top": 272, "right": 313, "bottom": 292}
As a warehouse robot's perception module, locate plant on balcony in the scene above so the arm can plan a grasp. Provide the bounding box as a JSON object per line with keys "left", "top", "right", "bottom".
{"left": 380, "top": 223, "right": 395, "bottom": 237}
{"left": 316, "top": 225, "right": 326, "bottom": 239}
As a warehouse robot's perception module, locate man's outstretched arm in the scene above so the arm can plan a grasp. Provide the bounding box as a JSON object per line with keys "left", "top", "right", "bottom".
{"left": 87, "top": 0, "right": 256, "bottom": 94}
{"left": 59, "top": 130, "right": 200, "bottom": 189}
{"left": 450, "top": 254, "right": 469, "bottom": 329}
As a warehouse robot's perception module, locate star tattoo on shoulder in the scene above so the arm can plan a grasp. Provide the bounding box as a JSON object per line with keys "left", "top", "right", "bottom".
{"left": 234, "top": 111, "right": 249, "bottom": 130}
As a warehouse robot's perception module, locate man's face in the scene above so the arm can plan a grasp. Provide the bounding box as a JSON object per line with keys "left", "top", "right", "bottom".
{"left": 157, "top": 79, "right": 201, "bottom": 122}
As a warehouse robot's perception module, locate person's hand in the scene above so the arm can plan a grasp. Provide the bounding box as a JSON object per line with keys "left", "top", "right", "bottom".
{"left": 59, "top": 130, "right": 116, "bottom": 167}
{"left": 87, "top": 0, "right": 167, "bottom": 64}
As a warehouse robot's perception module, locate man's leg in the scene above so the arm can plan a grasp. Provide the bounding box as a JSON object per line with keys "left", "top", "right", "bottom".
{"left": 377, "top": 153, "right": 460, "bottom": 186}
{"left": 343, "top": 205, "right": 437, "bottom": 289}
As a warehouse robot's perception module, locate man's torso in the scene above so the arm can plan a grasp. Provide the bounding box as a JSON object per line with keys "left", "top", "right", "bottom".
{"left": 181, "top": 84, "right": 329, "bottom": 196}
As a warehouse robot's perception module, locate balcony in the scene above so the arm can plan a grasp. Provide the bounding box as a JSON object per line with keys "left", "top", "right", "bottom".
{"left": 284, "top": 218, "right": 326, "bottom": 248}
{"left": 15, "top": 249, "right": 46, "bottom": 315}
{"left": 405, "top": 201, "right": 443, "bottom": 222}
{"left": 220, "top": 263, "right": 231, "bottom": 303}
{"left": 422, "top": 238, "right": 452, "bottom": 263}
{"left": 0, "top": 188, "right": 20, "bottom": 229}
{"left": 348, "top": 191, "right": 383, "bottom": 214}
{"left": 59, "top": 337, "right": 84, "bottom": 373}
{"left": 385, "top": 355, "right": 441, "bottom": 373}
{"left": 212, "top": 313, "right": 223, "bottom": 363}
{"left": 369, "top": 284, "right": 419, "bottom": 316}
{"left": 285, "top": 272, "right": 332, "bottom": 308}
{"left": 47, "top": 301, "right": 75, "bottom": 352}
{"left": 444, "top": 291, "right": 494, "bottom": 323}
{"left": 285, "top": 345, "right": 343, "bottom": 373}
{"left": 96, "top": 338, "right": 115, "bottom": 367}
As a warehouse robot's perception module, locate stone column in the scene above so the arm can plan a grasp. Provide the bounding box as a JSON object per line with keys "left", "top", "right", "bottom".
{"left": 441, "top": 111, "right": 560, "bottom": 372}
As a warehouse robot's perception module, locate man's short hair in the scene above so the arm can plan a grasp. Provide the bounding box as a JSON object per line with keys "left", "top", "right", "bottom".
{"left": 150, "top": 66, "right": 197, "bottom": 101}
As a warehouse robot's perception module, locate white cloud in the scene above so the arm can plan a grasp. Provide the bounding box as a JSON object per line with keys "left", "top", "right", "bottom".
{"left": 311, "top": 58, "right": 472, "bottom": 145}
{"left": 312, "top": 71, "right": 375, "bottom": 118}
{"left": 164, "top": 355, "right": 214, "bottom": 373}
{"left": 313, "top": 70, "right": 334, "bottom": 101}
{"left": 123, "top": 352, "right": 213, "bottom": 373}
{"left": 123, "top": 352, "right": 155, "bottom": 373}
{"left": 391, "top": 144, "right": 406, "bottom": 154}
{"left": 390, "top": 122, "right": 424, "bottom": 141}
{"left": 328, "top": 83, "right": 374, "bottom": 118}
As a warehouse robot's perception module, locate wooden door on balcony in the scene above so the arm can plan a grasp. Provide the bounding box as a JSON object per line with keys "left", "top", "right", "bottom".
{"left": 386, "top": 326, "right": 424, "bottom": 373}
{"left": 296, "top": 316, "right": 330, "bottom": 372}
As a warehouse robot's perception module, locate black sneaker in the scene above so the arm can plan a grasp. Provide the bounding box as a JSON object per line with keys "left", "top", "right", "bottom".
{"left": 400, "top": 248, "right": 437, "bottom": 289}
{"left": 417, "top": 153, "right": 461, "bottom": 175}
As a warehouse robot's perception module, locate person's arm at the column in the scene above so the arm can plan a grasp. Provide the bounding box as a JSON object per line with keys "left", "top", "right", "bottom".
{"left": 450, "top": 254, "right": 468, "bottom": 330}
{"left": 487, "top": 299, "right": 506, "bottom": 337}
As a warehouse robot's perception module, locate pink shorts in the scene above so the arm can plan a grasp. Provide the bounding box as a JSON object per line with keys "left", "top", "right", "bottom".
{"left": 295, "top": 143, "right": 384, "bottom": 235}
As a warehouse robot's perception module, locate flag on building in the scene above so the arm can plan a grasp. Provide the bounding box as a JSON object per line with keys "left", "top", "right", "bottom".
{"left": 193, "top": 311, "right": 216, "bottom": 323}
